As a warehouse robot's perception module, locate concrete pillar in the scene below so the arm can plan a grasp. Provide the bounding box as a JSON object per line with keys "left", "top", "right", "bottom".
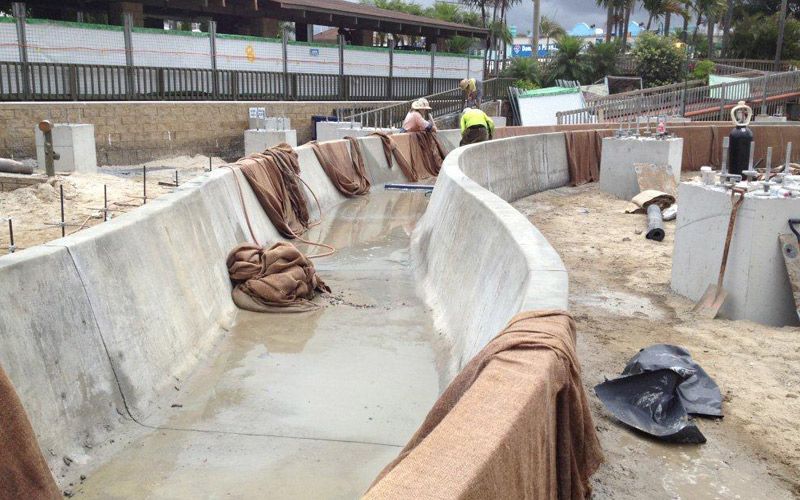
{"left": 295, "top": 23, "right": 312, "bottom": 42}
{"left": 108, "top": 1, "right": 143, "bottom": 27}
{"left": 598, "top": 137, "right": 684, "bottom": 200}
{"left": 351, "top": 30, "right": 374, "bottom": 46}
{"left": 34, "top": 124, "right": 98, "bottom": 174}
{"left": 243, "top": 17, "right": 279, "bottom": 38}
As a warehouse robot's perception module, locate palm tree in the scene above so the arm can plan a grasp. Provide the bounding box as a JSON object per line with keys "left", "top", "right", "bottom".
{"left": 546, "top": 35, "right": 591, "bottom": 84}
{"left": 532, "top": 0, "right": 541, "bottom": 58}
{"left": 720, "top": 0, "right": 735, "bottom": 56}
{"left": 540, "top": 16, "right": 565, "bottom": 54}
{"left": 596, "top": 0, "right": 615, "bottom": 42}
{"left": 775, "top": 0, "right": 789, "bottom": 69}
{"left": 694, "top": 0, "right": 725, "bottom": 57}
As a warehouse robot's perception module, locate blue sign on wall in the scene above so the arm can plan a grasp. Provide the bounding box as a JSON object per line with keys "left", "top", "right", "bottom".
{"left": 309, "top": 48, "right": 320, "bottom": 57}
{"left": 511, "top": 44, "right": 533, "bottom": 58}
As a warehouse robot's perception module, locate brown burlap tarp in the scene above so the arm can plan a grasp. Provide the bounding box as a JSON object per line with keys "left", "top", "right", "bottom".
{"left": 371, "top": 132, "right": 419, "bottom": 182}
{"left": 236, "top": 144, "right": 310, "bottom": 238}
{"left": 227, "top": 241, "right": 330, "bottom": 312}
{"left": 0, "top": 365, "right": 61, "bottom": 499}
{"left": 309, "top": 139, "right": 371, "bottom": 197}
{"left": 564, "top": 130, "right": 615, "bottom": 186}
{"left": 366, "top": 310, "right": 603, "bottom": 500}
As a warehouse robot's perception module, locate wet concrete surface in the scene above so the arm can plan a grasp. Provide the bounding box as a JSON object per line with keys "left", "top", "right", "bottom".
{"left": 76, "top": 192, "right": 440, "bottom": 499}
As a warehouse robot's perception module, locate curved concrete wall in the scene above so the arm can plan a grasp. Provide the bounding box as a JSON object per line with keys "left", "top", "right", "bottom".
{"left": 0, "top": 128, "right": 566, "bottom": 481}
{"left": 412, "top": 133, "right": 570, "bottom": 377}
{"left": 0, "top": 143, "right": 350, "bottom": 475}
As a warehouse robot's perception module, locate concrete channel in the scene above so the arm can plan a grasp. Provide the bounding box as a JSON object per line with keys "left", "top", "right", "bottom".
{"left": 0, "top": 130, "right": 571, "bottom": 496}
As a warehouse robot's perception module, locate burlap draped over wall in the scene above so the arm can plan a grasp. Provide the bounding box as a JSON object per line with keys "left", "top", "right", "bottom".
{"left": 371, "top": 132, "right": 420, "bottom": 182}
{"left": 388, "top": 131, "right": 446, "bottom": 180}
{"left": 0, "top": 366, "right": 61, "bottom": 499}
{"left": 309, "top": 139, "right": 371, "bottom": 197}
{"left": 366, "top": 311, "right": 603, "bottom": 500}
{"left": 237, "top": 145, "right": 311, "bottom": 239}
{"left": 227, "top": 242, "right": 330, "bottom": 312}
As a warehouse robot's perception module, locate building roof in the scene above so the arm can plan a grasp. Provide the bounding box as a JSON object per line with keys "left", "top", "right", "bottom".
{"left": 274, "top": 0, "right": 488, "bottom": 39}
{"left": 18, "top": 0, "right": 487, "bottom": 40}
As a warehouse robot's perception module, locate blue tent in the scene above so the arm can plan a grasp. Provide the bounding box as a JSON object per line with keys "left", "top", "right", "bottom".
{"left": 568, "top": 23, "right": 595, "bottom": 37}
{"left": 628, "top": 21, "right": 643, "bottom": 37}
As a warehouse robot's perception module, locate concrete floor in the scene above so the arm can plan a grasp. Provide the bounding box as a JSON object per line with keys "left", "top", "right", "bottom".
{"left": 76, "top": 191, "right": 441, "bottom": 499}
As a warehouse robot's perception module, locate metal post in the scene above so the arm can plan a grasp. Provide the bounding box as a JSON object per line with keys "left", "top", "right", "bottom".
{"left": 761, "top": 75, "right": 769, "bottom": 116}
{"left": 282, "top": 31, "right": 289, "bottom": 100}
{"left": 429, "top": 42, "right": 436, "bottom": 95}
{"left": 12, "top": 2, "right": 31, "bottom": 100}
{"left": 338, "top": 34, "right": 346, "bottom": 100}
{"left": 123, "top": 12, "right": 135, "bottom": 99}
{"left": 719, "top": 83, "right": 727, "bottom": 120}
{"left": 59, "top": 184, "right": 65, "bottom": 238}
{"left": 103, "top": 185, "right": 108, "bottom": 222}
{"left": 143, "top": 165, "right": 147, "bottom": 204}
{"left": 387, "top": 38, "right": 394, "bottom": 100}
{"left": 209, "top": 20, "right": 218, "bottom": 98}
{"left": 7, "top": 218, "right": 15, "bottom": 254}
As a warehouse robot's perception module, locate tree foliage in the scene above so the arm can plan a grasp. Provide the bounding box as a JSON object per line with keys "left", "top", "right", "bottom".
{"left": 543, "top": 35, "right": 592, "bottom": 84}
{"left": 632, "top": 32, "right": 686, "bottom": 87}
{"left": 729, "top": 13, "right": 800, "bottom": 60}
{"left": 586, "top": 40, "right": 621, "bottom": 81}
{"left": 501, "top": 58, "right": 541, "bottom": 88}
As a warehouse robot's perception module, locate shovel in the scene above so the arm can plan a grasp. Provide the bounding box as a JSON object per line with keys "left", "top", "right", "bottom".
{"left": 693, "top": 188, "right": 746, "bottom": 319}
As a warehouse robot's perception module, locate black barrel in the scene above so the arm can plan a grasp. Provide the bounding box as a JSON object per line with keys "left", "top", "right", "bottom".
{"left": 728, "top": 126, "right": 753, "bottom": 176}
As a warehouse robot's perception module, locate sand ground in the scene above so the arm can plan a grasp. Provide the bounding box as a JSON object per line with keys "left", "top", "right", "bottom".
{"left": 513, "top": 182, "right": 800, "bottom": 499}
{"left": 0, "top": 155, "right": 227, "bottom": 251}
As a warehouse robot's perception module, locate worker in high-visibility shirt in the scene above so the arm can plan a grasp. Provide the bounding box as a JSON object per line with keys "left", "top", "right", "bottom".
{"left": 460, "top": 107, "right": 495, "bottom": 146}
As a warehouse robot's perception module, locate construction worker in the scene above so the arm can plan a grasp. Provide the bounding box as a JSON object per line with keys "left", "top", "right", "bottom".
{"left": 459, "top": 78, "right": 483, "bottom": 108}
{"left": 460, "top": 106, "right": 494, "bottom": 146}
{"left": 401, "top": 98, "right": 437, "bottom": 133}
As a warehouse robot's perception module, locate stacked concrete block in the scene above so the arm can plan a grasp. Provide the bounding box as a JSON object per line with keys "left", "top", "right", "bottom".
{"left": 244, "top": 129, "right": 298, "bottom": 155}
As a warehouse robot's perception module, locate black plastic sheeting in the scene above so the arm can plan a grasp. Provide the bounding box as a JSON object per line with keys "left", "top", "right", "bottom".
{"left": 595, "top": 344, "right": 723, "bottom": 444}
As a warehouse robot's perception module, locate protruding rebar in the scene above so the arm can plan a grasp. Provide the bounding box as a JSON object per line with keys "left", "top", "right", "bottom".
{"left": 59, "top": 184, "right": 65, "bottom": 237}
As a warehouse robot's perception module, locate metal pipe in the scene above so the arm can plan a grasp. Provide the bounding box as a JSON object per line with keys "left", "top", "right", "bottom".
{"left": 143, "top": 165, "right": 147, "bottom": 204}
{"left": 646, "top": 204, "right": 665, "bottom": 242}
{"left": 786, "top": 142, "right": 793, "bottom": 170}
{"left": 103, "top": 184, "right": 107, "bottom": 222}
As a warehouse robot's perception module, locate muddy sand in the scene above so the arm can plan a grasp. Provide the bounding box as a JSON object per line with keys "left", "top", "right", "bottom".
{"left": 513, "top": 182, "right": 800, "bottom": 499}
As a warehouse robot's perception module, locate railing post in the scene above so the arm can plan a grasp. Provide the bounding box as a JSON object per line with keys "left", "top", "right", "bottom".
{"left": 680, "top": 87, "right": 686, "bottom": 117}
{"left": 761, "top": 74, "right": 769, "bottom": 115}
{"left": 387, "top": 38, "right": 394, "bottom": 100}
{"left": 429, "top": 42, "right": 436, "bottom": 95}
{"left": 68, "top": 64, "right": 78, "bottom": 101}
{"left": 282, "top": 30, "right": 289, "bottom": 100}
{"left": 209, "top": 20, "right": 218, "bottom": 99}
{"left": 123, "top": 12, "right": 135, "bottom": 99}
{"left": 338, "top": 34, "right": 346, "bottom": 100}
{"left": 719, "top": 83, "right": 727, "bottom": 120}
{"left": 231, "top": 71, "right": 238, "bottom": 100}
{"left": 12, "top": 2, "right": 31, "bottom": 100}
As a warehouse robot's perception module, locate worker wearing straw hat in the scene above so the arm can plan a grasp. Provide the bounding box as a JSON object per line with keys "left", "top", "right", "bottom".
{"left": 402, "top": 98, "right": 437, "bottom": 133}
{"left": 460, "top": 78, "right": 483, "bottom": 108}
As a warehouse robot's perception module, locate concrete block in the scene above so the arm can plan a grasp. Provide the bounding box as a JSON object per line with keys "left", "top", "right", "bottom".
{"left": 490, "top": 116, "right": 507, "bottom": 128}
{"left": 34, "top": 124, "right": 97, "bottom": 173}
{"left": 244, "top": 129, "right": 298, "bottom": 155}
{"left": 599, "top": 136, "right": 683, "bottom": 200}
{"left": 672, "top": 182, "right": 800, "bottom": 326}
{"left": 249, "top": 116, "right": 292, "bottom": 131}
{"left": 316, "top": 121, "right": 361, "bottom": 142}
